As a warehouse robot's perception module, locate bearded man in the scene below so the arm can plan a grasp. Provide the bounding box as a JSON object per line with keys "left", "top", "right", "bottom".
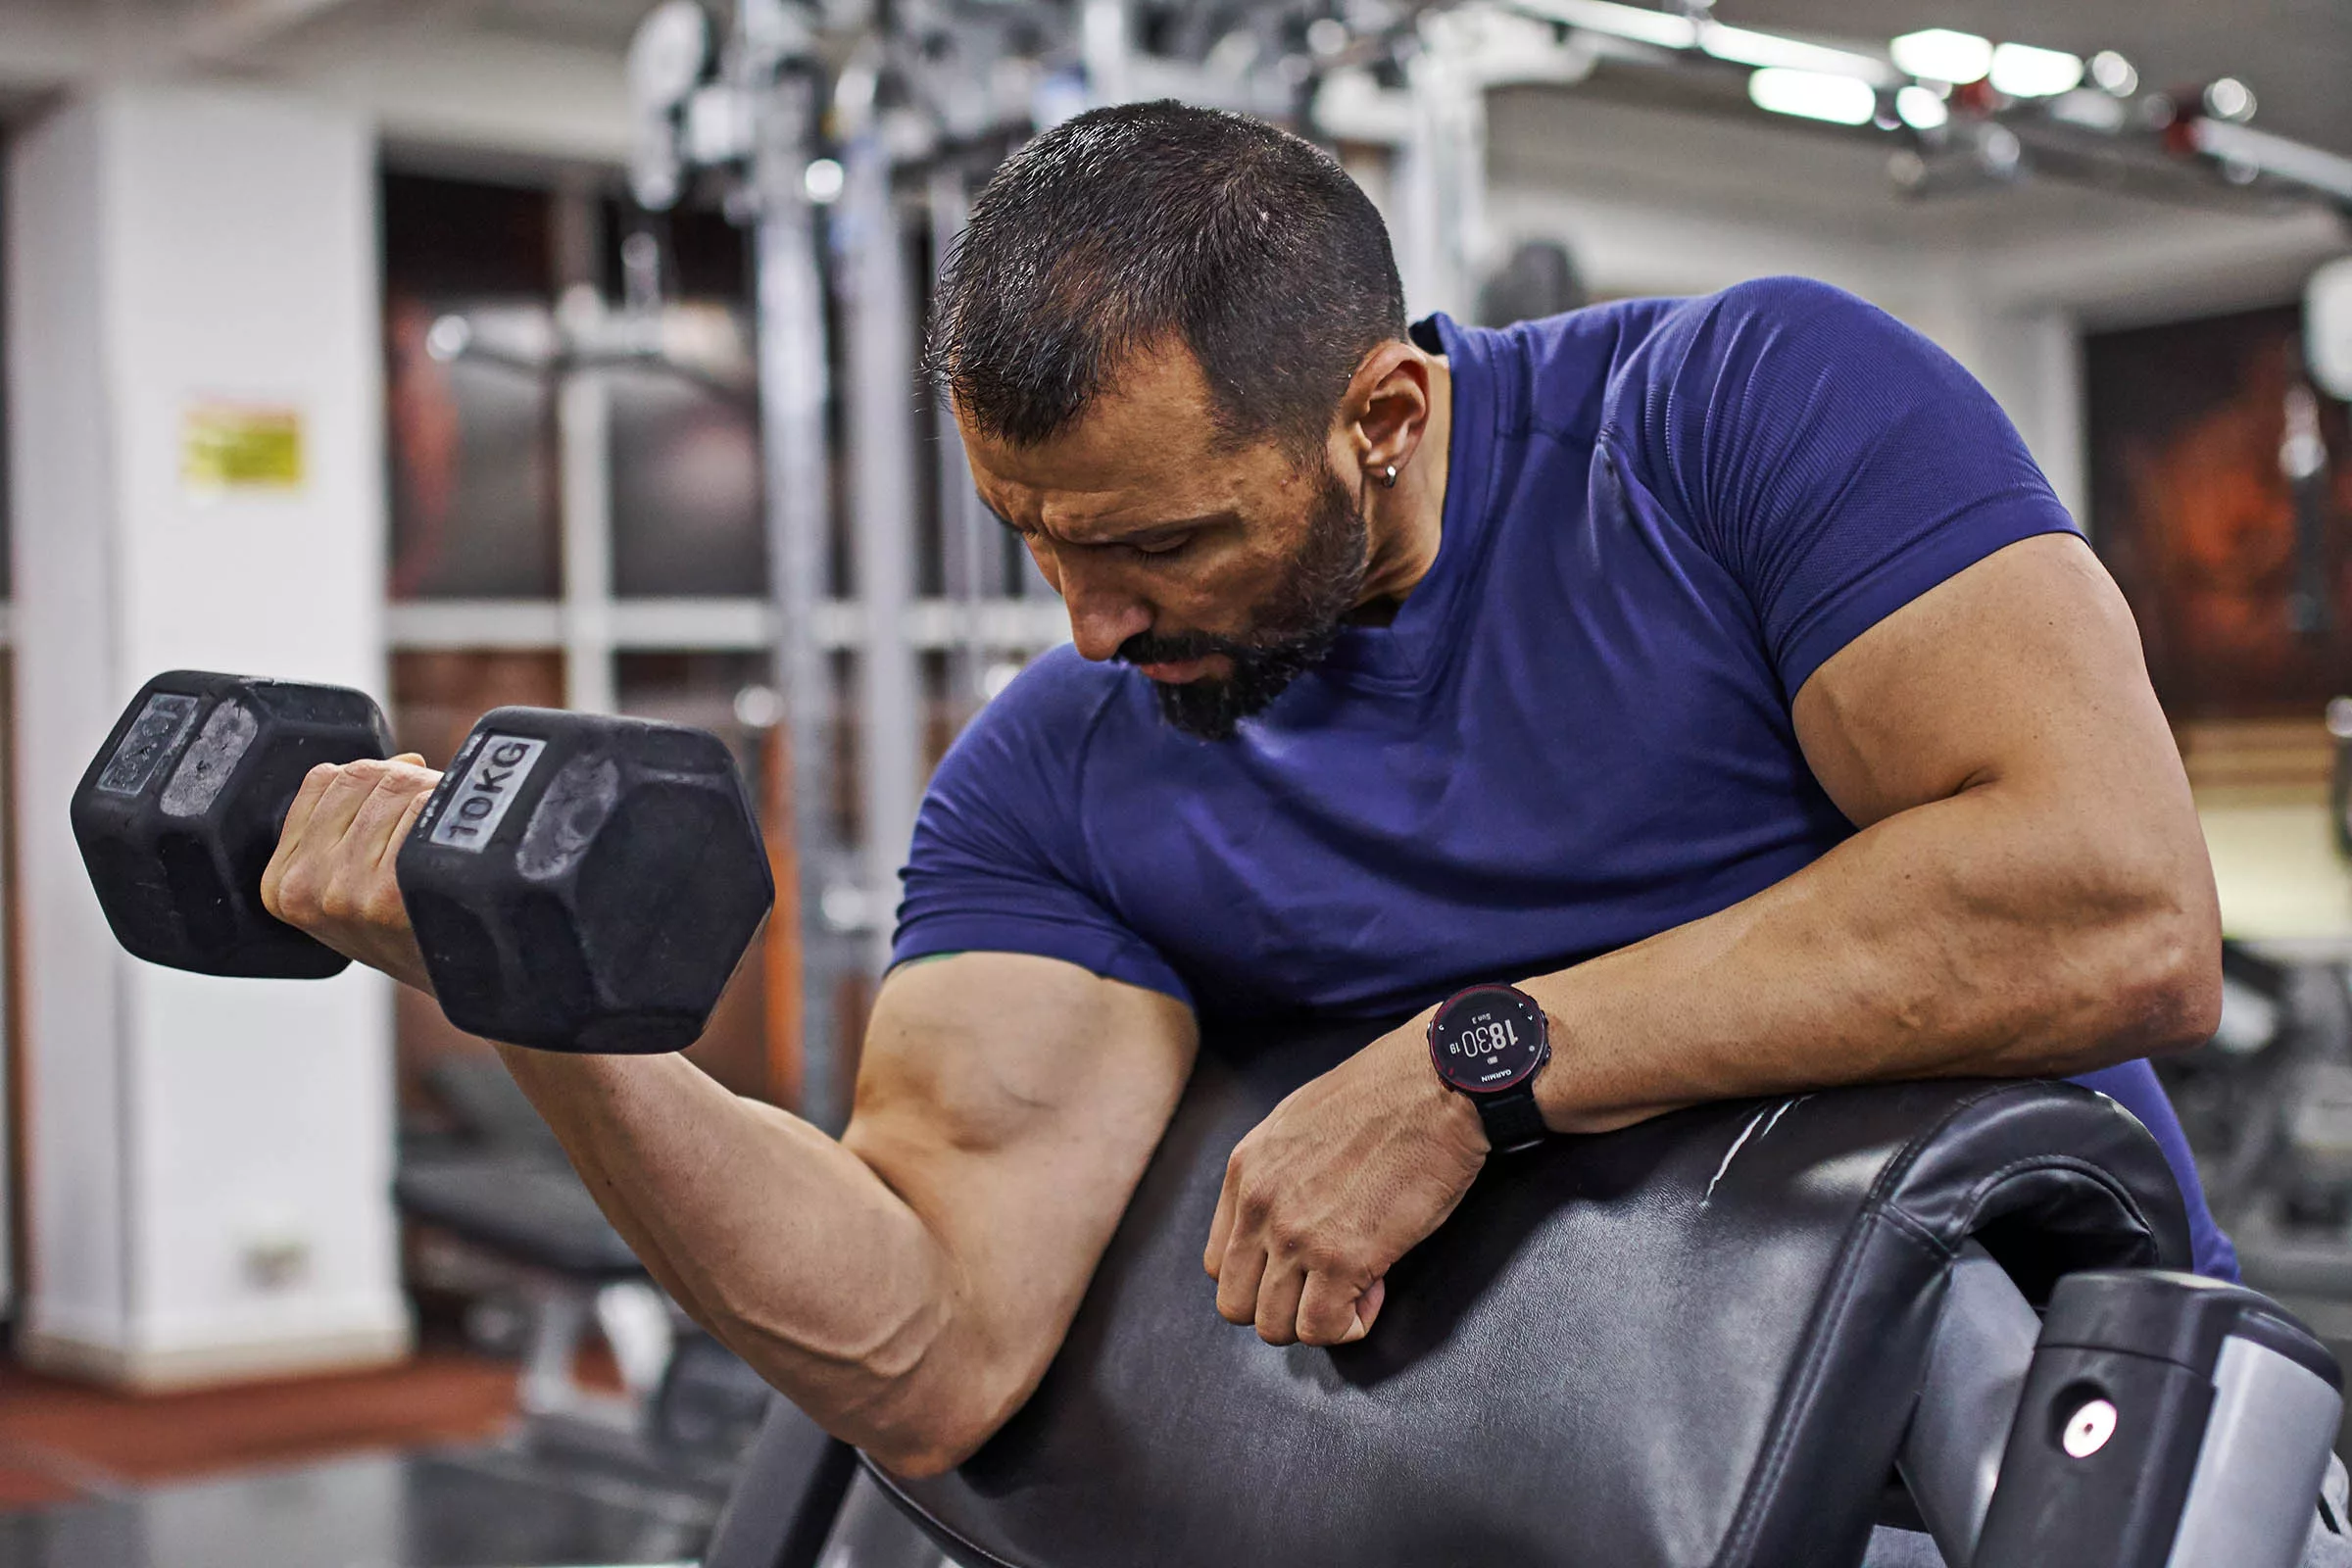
{"left": 264, "top": 101, "right": 2229, "bottom": 1527}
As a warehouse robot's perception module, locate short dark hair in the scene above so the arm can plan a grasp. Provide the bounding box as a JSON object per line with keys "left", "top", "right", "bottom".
{"left": 926, "top": 102, "right": 1407, "bottom": 455}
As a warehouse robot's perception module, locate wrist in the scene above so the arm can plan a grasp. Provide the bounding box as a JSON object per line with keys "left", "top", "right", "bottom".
{"left": 1426, "top": 984, "right": 1551, "bottom": 1153}
{"left": 1400, "top": 1008, "right": 1493, "bottom": 1156}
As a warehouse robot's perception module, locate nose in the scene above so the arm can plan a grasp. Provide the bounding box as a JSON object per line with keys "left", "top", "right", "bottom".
{"left": 1054, "top": 556, "right": 1152, "bottom": 662}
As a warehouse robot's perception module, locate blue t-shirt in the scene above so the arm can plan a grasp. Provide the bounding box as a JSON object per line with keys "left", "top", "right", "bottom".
{"left": 894, "top": 276, "right": 2234, "bottom": 1280}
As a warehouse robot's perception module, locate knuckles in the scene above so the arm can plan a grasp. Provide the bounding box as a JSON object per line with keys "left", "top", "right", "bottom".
{"left": 359, "top": 885, "right": 408, "bottom": 926}
{"left": 270, "top": 865, "right": 322, "bottom": 924}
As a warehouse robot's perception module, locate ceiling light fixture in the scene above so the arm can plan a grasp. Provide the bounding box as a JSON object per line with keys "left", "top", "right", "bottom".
{"left": 1748, "top": 68, "right": 1878, "bottom": 126}
{"left": 2205, "top": 77, "right": 2258, "bottom": 122}
{"left": 1894, "top": 85, "right": 1948, "bottom": 131}
{"left": 1888, "top": 28, "right": 1991, "bottom": 85}
{"left": 1988, "top": 42, "right": 2083, "bottom": 98}
{"left": 2088, "top": 50, "right": 2137, "bottom": 98}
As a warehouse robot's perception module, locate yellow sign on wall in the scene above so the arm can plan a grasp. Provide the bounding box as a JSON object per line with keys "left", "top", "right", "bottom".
{"left": 182, "top": 402, "right": 305, "bottom": 495}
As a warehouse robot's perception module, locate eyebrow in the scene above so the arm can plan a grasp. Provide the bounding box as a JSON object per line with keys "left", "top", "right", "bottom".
{"left": 974, "top": 494, "right": 1232, "bottom": 549}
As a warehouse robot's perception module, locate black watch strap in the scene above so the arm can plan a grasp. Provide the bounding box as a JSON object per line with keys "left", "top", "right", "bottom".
{"left": 1476, "top": 1087, "right": 1547, "bottom": 1153}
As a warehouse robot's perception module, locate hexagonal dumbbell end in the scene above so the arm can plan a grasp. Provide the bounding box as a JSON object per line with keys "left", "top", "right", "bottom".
{"left": 71, "top": 671, "right": 394, "bottom": 977}
{"left": 397, "top": 708, "right": 775, "bottom": 1053}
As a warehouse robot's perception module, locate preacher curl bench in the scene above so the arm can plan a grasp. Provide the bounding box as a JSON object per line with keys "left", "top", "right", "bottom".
{"left": 692, "top": 1015, "right": 2348, "bottom": 1568}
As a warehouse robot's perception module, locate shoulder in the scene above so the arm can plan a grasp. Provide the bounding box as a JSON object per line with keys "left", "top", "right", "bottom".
{"left": 1633, "top": 276, "right": 1947, "bottom": 389}
{"left": 1448, "top": 285, "right": 1896, "bottom": 445}
{"left": 1603, "top": 277, "right": 1985, "bottom": 472}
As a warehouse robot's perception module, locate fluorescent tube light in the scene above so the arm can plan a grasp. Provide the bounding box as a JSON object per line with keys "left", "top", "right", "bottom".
{"left": 1988, "top": 41, "right": 2082, "bottom": 98}
{"left": 1748, "top": 68, "right": 1878, "bottom": 126}
{"left": 1889, "top": 28, "right": 1991, "bottom": 84}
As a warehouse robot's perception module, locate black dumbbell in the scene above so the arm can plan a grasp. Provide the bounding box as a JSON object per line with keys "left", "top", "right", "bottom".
{"left": 74, "top": 671, "right": 775, "bottom": 1054}
{"left": 399, "top": 706, "right": 774, "bottom": 1053}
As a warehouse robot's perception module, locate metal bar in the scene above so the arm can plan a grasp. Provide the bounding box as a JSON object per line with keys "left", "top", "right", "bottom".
{"left": 385, "top": 602, "right": 567, "bottom": 649}
{"left": 839, "top": 129, "right": 926, "bottom": 976}
{"left": 179, "top": 0, "right": 362, "bottom": 61}
{"left": 557, "top": 361, "right": 618, "bottom": 713}
{"left": 1396, "top": 37, "right": 1490, "bottom": 323}
{"left": 2192, "top": 120, "right": 2352, "bottom": 208}
{"left": 1899, "top": 1241, "right": 2041, "bottom": 1567}
{"left": 1082, "top": 0, "right": 1133, "bottom": 107}
{"left": 754, "top": 73, "right": 848, "bottom": 1128}
{"left": 552, "top": 189, "right": 617, "bottom": 715}
{"left": 381, "top": 597, "right": 1073, "bottom": 653}
{"left": 925, "top": 167, "right": 989, "bottom": 718}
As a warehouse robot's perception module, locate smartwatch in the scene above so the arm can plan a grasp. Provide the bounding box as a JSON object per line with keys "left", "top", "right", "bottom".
{"left": 1427, "top": 983, "right": 1552, "bottom": 1153}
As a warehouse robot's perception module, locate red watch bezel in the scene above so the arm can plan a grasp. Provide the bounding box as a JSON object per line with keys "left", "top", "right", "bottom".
{"left": 1427, "top": 983, "right": 1551, "bottom": 1096}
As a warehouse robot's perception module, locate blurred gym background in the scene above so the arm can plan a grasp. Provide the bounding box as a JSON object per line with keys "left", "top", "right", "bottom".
{"left": 0, "top": 1, "right": 2341, "bottom": 1563}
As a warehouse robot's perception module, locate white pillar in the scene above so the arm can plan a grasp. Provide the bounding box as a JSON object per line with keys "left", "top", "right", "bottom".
{"left": 8, "top": 84, "right": 407, "bottom": 1387}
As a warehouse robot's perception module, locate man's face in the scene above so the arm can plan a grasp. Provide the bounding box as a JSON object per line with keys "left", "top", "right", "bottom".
{"left": 959, "top": 345, "right": 1370, "bottom": 740}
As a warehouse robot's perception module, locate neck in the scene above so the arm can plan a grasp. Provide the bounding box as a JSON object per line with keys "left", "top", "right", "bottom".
{"left": 1356, "top": 355, "right": 1452, "bottom": 611}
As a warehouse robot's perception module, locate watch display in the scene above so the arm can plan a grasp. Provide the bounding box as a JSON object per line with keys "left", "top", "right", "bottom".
{"left": 1429, "top": 984, "right": 1549, "bottom": 1095}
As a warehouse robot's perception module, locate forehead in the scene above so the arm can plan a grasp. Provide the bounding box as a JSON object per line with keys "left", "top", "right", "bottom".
{"left": 957, "top": 345, "right": 1283, "bottom": 528}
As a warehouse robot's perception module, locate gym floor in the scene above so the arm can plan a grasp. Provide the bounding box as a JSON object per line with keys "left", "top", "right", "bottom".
{"left": 0, "top": 1342, "right": 719, "bottom": 1568}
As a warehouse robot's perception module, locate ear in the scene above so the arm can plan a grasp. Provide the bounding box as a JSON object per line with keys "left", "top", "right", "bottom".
{"left": 1334, "top": 341, "right": 1436, "bottom": 483}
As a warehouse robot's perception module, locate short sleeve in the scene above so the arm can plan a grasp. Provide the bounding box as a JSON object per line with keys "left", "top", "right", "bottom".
{"left": 1619, "top": 276, "right": 2079, "bottom": 695}
{"left": 890, "top": 652, "right": 1194, "bottom": 1006}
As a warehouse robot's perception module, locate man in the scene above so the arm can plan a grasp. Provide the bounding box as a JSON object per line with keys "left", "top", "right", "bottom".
{"left": 266, "top": 103, "right": 2227, "bottom": 1500}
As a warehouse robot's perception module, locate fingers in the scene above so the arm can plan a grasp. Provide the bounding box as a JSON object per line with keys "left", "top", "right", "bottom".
{"left": 263, "top": 762, "right": 344, "bottom": 919}
{"left": 266, "top": 761, "right": 381, "bottom": 922}
{"left": 1354, "top": 1278, "right": 1386, "bottom": 1338}
{"left": 1253, "top": 1255, "right": 1307, "bottom": 1347}
{"left": 346, "top": 762, "right": 429, "bottom": 869}
{"left": 264, "top": 759, "right": 438, "bottom": 928}
{"left": 1214, "top": 1234, "right": 1267, "bottom": 1328}
{"left": 1204, "top": 1161, "right": 1241, "bottom": 1277}
{"left": 1298, "top": 1272, "right": 1383, "bottom": 1347}
{"left": 375, "top": 787, "right": 431, "bottom": 876}
{"left": 292, "top": 760, "right": 396, "bottom": 863}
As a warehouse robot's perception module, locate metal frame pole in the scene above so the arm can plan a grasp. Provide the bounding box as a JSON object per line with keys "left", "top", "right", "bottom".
{"left": 753, "top": 74, "right": 847, "bottom": 1126}
{"left": 839, "top": 127, "right": 925, "bottom": 979}
{"left": 925, "top": 167, "right": 989, "bottom": 717}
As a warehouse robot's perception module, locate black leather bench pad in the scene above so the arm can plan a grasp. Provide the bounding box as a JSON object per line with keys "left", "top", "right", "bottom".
{"left": 877, "top": 1017, "right": 2192, "bottom": 1568}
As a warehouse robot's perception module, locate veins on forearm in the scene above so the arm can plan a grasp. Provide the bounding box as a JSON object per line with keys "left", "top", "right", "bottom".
{"left": 1520, "top": 783, "right": 2204, "bottom": 1131}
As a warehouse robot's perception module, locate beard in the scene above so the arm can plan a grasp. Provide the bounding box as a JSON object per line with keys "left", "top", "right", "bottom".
{"left": 1116, "top": 464, "right": 1370, "bottom": 741}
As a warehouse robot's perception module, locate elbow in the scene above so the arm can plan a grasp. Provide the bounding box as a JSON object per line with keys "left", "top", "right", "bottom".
{"left": 2105, "top": 902, "right": 2222, "bottom": 1061}
{"left": 869, "top": 1428, "right": 987, "bottom": 1481}
{"left": 861, "top": 1386, "right": 1025, "bottom": 1479}
{"left": 846, "top": 1329, "right": 1039, "bottom": 1480}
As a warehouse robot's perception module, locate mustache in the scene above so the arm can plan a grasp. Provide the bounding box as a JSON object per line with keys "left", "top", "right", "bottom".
{"left": 1115, "top": 629, "right": 1253, "bottom": 667}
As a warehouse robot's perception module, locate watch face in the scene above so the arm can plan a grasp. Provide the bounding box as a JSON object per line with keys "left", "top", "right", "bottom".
{"left": 1430, "top": 985, "right": 1549, "bottom": 1094}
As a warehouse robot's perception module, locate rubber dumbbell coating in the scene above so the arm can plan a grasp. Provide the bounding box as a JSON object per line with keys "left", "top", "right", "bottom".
{"left": 397, "top": 707, "right": 774, "bottom": 1053}
{"left": 72, "top": 671, "right": 394, "bottom": 978}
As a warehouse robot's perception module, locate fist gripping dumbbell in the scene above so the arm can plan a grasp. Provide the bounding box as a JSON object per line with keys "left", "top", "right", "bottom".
{"left": 73, "top": 670, "right": 774, "bottom": 1054}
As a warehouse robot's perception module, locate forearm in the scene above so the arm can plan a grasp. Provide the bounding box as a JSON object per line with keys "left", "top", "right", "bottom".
{"left": 1525, "top": 780, "right": 2220, "bottom": 1135}
{"left": 492, "top": 1047, "right": 992, "bottom": 1465}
